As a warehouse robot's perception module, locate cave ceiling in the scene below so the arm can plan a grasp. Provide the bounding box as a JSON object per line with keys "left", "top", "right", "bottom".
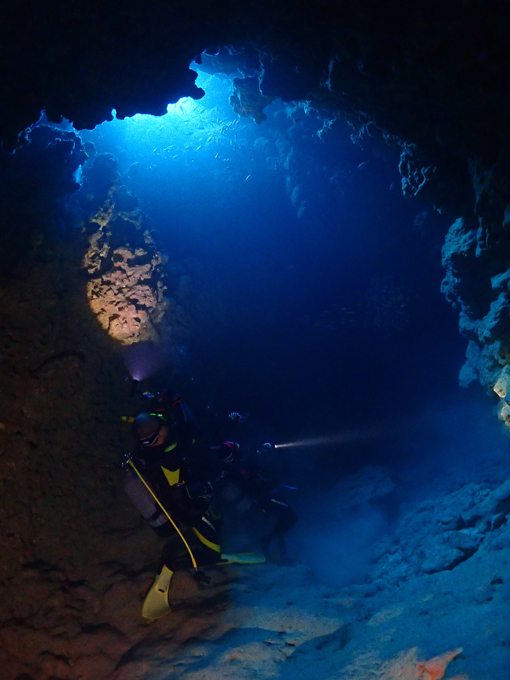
{"left": 2, "top": 0, "right": 509, "bottom": 211}
{"left": 3, "top": 1, "right": 510, "bottom": 408}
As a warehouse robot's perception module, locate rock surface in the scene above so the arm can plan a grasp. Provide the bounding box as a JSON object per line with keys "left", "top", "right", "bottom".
{"left": 442, "top": 214, "right": 510, "bottom": 431}
{"left": 83, "top": 192, "right": 170, "bottom": 346}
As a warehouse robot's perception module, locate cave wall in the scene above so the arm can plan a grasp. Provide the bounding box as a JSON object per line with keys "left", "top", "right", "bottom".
{"left": 0, "top": 231, "right": 170, "bottom": 677}
{"left": 0, "top": 135, "right": 196, "bottom": 677}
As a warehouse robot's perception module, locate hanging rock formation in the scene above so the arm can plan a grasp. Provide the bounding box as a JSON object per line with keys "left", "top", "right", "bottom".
{"left": 442, "top": 209, "right": 510, "bottom": 430}
{"left": 82, "top": 190, "right": 170, "bottom": 346}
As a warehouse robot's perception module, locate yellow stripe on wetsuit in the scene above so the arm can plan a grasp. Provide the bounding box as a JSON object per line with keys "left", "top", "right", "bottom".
{"left": 192, "top": 527, "right": 221, "bottom": 553}
{"left": 161, "top": 464, "right": 221, "bottom": 553}
{"left": 161, "top": 465, "right": 180, "bottom": 486}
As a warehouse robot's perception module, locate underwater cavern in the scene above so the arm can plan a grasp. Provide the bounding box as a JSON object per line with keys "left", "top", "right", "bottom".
{"left": 3, "top": 1, "right": 510, "bottom": 678}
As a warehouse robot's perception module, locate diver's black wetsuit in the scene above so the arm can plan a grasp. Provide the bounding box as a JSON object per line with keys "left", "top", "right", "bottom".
{"left": 217, "top": 448, "right": 297, "bottom": 554}
{"left": 129, "top": 399, "right": 221, "bottom": 571}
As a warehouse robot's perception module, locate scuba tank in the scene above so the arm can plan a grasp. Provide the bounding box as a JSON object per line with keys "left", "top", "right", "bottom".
{"left": 123, "top": 470, "right": 171, "bottom": 535}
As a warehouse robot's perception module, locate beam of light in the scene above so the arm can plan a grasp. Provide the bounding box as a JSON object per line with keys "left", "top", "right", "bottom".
{"left": 274, "top": 424, "right": 396, "bottom": 450}
{"left": 123, "top": 341, "right": 173, "bottom": 381}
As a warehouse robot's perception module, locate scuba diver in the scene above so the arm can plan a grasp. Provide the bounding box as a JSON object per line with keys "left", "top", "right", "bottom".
{"left": 121, "top": 390, "right": 264, "bottom": 621}
{"left": 214, "top": 440, "right": 298, "bottom": 559}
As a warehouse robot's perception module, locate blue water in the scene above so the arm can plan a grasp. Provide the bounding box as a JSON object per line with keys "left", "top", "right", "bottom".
{"left": 76, "top": 68, "right": 465, "bottom": 479}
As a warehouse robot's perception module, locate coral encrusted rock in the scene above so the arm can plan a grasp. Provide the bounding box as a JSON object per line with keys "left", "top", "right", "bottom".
{"left": 82, "top": 189, "right": 170, "bottom": 345}
{"left": 441, "top": 212, "right": 510, "bottom": 431}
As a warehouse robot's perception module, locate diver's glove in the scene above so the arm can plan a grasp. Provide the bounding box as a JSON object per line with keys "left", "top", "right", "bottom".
{"left": 192, "top": 569, "right": 211, "bottom": 585}
{"left": 118, "top": 453, "right": 146, "bottom": 472}
{"left": 212, "top": 441, "right": 240, "bottom": 465}
{"left": 117, "top": 453, "right": 133, "bottom": 470}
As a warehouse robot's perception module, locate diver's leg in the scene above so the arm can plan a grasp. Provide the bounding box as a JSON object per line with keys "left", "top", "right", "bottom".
{"left": 192, "top": 513, "right": 222, "bottom": 557}
{"left": 260, "top": 497, "right": 297, "bottom": 555}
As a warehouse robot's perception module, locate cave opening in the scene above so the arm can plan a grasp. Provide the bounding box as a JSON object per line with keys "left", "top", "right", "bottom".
{"left": 72, "top": 60, "right": 466, "bottom": 461}
{"left": 20, "top": 56, "right": 502, "bottom": 559}
{"left": 13, "top": 53, "right": 499, "bottom": 583}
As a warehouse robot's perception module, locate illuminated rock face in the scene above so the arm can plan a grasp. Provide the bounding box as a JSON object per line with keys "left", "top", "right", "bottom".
{"left": 442, "top": 214, "right": 510, "bottom": 431}
{"left": 83, "top": 192, "right": 170, "bottom": 345}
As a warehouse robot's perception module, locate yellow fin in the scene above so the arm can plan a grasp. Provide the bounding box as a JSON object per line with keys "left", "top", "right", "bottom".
{"left": 219, "top": 553, "right": 266, "bottom": 565}
{"left": 142, "top": 566, "right": 173, "bottom": 620}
